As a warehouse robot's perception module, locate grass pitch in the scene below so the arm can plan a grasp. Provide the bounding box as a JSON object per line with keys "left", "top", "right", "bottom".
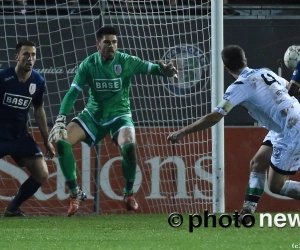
{"left": 0, "top": 213, "right": 298, "bottom": 250}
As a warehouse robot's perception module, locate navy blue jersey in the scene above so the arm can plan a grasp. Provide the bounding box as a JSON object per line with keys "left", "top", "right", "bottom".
{"left": 0, "top": 67, "right": 45, "bottom": 141}
{"left": 291, "top": 60, "right": 300, "bottom": 83}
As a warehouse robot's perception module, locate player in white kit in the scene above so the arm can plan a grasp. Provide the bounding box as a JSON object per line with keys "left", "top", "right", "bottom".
{"left": 239, "top": 57, "right": 300, "bottom": 217}
{"left": 168, "top": 45, "right": 300, "bottom": 214}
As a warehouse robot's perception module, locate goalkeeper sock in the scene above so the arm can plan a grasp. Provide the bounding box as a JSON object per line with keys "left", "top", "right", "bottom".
{"left": 121, "top": 142, "right": 137, "bottom": 194}
{"left": 280, "top": 180, "right": 300, "bottom": 199}
{"left": 56, "top": 140, "right": 78, "bottom": 192}
{"left": 7, "top": 176, "right": 41, "bottom": 212}
{"left": 243, "top": 172, "right": 266, "bottom": 213}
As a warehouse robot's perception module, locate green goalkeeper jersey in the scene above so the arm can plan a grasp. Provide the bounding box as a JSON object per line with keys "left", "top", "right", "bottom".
{"left": 59, "top": 51, "right": 163, "bottom": 124}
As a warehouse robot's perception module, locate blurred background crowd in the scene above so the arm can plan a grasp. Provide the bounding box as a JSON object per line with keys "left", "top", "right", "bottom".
{"left": 1, "top": 0, "right": 298, "bottom": 7}
{"left": 1, "top": 0, "right": 299, "bottom": 16}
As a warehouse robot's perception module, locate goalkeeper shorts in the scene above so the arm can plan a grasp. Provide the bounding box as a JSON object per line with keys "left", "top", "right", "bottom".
{"left": 0, "top": 134, "right": 43, "bottom": 167}
{"left": 72, "top": 110, "right": 134, "bottom": 147}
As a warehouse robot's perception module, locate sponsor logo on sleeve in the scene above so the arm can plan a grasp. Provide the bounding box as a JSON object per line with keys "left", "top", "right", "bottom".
{"left": 4, "top": 76, "right": 14, "bottom": 81}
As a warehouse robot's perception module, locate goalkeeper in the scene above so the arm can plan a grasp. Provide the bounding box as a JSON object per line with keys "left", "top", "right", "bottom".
{"left": 49, "top": 26, "right": 178, "bottom": 217}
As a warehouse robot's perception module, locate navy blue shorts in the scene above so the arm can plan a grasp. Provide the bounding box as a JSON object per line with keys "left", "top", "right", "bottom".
{"left": 0, "top": 134, "right": 43, "bottom": 166}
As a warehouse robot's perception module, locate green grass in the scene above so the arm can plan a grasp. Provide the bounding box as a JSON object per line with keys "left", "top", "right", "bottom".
{"left": 0, "top": 213, "right": 299, "bottom": 250}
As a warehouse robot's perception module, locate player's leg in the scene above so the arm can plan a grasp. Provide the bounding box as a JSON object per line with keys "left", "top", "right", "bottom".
{"left": 240, "top": 144, "right": 272, "bottom": 215}
{"left": 4, "top": 158, "right": 48, "bottom": 217}
{"left": 117, "top": 127, "right": 136, "bottom": 194}
{"left": 56, "top": 110, "right": 106, "bottom": 216}
{"left": 56, "top": 120, "right": 87, "bottom": 216}
{"left": 268, "top": 165, "right": 300, "bottom": 200}
{"left": 56, "top": 121, "right": 85, "bottom": 193}
{"left": 117, "top": 127, "right": 139, "bottom": 211}
{"left": 267, "top": 168, "right": 290, "bottom": 195}
{"left": 268, "top": 135, "right": 300, "bottom": 200}
{"left": 240, "top": 132, "right": 273, "bottom": 219}
{"left": 4, "top": 135, "right": 48, "bottom": 217}
{"left": 111, "top": 116, "right": 138, "bottom": 211}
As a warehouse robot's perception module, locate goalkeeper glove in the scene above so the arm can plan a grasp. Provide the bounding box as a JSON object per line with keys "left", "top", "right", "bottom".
{"left": 48, "top": 115, "right": 67, "bottom": 142}
{"left": 158, "top": 60, "right": 178, "bottom": 78}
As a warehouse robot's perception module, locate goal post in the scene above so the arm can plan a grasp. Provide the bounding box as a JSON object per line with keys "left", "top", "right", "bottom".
{"left": 0, "top": 0, "right": 224, "bottom": 215}
{"left": 211, "top": 0, "right": 225, "bottom": 213}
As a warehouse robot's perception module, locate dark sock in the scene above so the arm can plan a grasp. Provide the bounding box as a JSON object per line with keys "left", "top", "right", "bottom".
{"left": 56, "top": 140, "right": 78, "bottom": 183}
{"left": 66, "top": 180, "right": 79, "bottom": 192}
{"left": 56, "top": 140, "right": 79, "bottom": 193}
{"left": 121, "top": 142, "right": 137, "bottom": 194}
{"left": 125, "top": 181, "right": 134, "bottom": 193}
{"left": 7, "top": 177, "right": 41, "bottom": 212}
{"left": 241, "top": 172, "right": 266, "bottom": 213}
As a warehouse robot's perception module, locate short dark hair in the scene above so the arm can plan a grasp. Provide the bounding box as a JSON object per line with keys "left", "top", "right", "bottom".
{"left": 221, "top": 45, "right": 247, "bottom": 72}
{"left": 96, "top": 26, "right": 118, "bottom": 40}
{"left": 16, "top": 40, "right": 36, "bottom": 54}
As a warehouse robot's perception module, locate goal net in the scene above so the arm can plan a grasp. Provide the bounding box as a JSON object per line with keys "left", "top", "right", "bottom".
{"left": 0, "top": 0, "right": 214, "bottom": 215}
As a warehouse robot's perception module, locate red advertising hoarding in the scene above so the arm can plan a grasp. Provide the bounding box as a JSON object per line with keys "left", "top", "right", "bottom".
{"left": 0, "top": 127, "right": 299, "bottom": 215}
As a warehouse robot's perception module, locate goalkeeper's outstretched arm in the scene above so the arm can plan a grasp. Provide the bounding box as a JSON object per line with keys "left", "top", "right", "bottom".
{"left": 158, "top": 61, "right": 178, "bottom": 78}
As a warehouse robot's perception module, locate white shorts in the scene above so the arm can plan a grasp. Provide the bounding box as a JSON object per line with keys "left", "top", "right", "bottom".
{"left": 263, "top": 130, "right": 277, "bottom": 145}
{"left": 271, "top": 130, "right": 300, "bottom": 174}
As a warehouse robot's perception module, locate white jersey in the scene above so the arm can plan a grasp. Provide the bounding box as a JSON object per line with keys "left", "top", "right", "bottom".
{"left": 214, "top": 67, "right": 300, "bottom": 134}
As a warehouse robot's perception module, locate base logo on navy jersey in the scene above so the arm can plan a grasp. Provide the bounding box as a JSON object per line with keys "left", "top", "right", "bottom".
{"left": 160, "top": 45, "right": 209, "bottom": 96}
{"left": 3, "top": 93, "right": 32, "bottom": 109}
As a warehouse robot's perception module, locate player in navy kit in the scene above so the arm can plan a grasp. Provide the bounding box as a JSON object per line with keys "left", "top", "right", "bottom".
{"left": 288, "top": 59, "right": 300, "bottom": 95}
{"left": 0, "top": 40, "right": 55, "bottom": 217}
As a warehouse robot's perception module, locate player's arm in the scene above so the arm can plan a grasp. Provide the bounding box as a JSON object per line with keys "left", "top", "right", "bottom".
{"left": 168, "top": 111, "right": 224, "bottom": 143}
{"left": 33, "top": 104, "right": 49, "bottom": 142}
{"left": 49, "top": 62, "right": 87, "bottom": 142}
{"left": 58, "top": 86, "right": 81, "bottom": 116}
{"left": 48, "top": 86, "right": 80, "bottom": 142}
{"left": 155, "top": 61, "right": 177, "bottom": 77}
{"left": 168, "top": 99, "right": 233, "bottom": 143}
{"left": 287, "top": 80, "right": 300, "bottom": 96}
{"left": 288, "top": 60, "right": 300, "bottom": 96}
{"left": 33, "top": 103, "right": 55, "bottom": 158}
{"left": 147, "top": 61, "right": 177, "bottom": 77}
{"left": 127, "top": 55, "right": 177, "bottom": 77}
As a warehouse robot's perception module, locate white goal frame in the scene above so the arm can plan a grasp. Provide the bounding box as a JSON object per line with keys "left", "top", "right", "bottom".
{"left": 211, "top": 0, "right": 225, "bottom": 213}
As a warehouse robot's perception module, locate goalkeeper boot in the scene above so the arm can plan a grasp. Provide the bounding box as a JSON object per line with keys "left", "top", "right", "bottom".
{"left": 238, "top": 207, "right": 253, "bottom": 225}
{"left": 123, "top": 192, "right": 139, "bottom": 211}
{"left": 3, "top": 207, "right": 26, "bottom": 217}
{"left": 67, "top": 189, "right": 87, "bottom": 217}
